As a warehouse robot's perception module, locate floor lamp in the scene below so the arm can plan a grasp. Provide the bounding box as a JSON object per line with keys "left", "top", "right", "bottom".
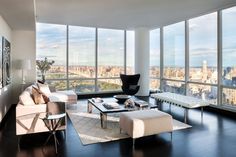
{"left": 20, "top": 59, "right": 31, "bottom": 84}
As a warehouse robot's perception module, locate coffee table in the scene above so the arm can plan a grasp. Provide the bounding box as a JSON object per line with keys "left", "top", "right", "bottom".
{"left": 87, "top": 97, "right": 157, "bottom": 129}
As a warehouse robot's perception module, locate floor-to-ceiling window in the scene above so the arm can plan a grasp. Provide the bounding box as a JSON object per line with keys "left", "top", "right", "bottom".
{"left": 97, "top": 29, "right": 124, "bottom": 91}
{"left": 163, "top": 21, "right": 185, "bottom": 94}
{"left": 36, "top": 23, "right": 67, "bottom": 90}
{"left": 149, "top": 5, "right": 236, "bottom": 109}
{"left": 68, "top": 26, "right": 96, "bottom": 93}
{"left": 222, "top": 6, "right": 236, "bottom": 107}
{"left": 149, "top": 29, "right": 160, "bottom": 90}
{"left": 36, "top": 23, "right": 133, "bottom": 93}
{"left": 188, "top": 12, "right": 218, "bottom": 104}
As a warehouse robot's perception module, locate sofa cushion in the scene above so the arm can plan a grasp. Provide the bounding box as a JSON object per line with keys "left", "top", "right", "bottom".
{"left": 37, "top": 82, "right": 51, "bottom": 95}
{"left": 32, "top": 87, "right": 46, "bottom": 104}
{"left": 56, "top": 90, "right": 77, "bottom": 101}
{"left": 19, "top": 91, "right": 36, "bottom": 105}
{"left": 48, "top": 92, "right": 70, "bottom": 102}
{"left": 48, "top": 90, "right": 77, "bottom": 103}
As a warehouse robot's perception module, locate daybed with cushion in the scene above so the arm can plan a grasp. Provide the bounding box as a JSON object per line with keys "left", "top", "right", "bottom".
{"left": 16, "top": 83, "right": 77, "bottom": 135}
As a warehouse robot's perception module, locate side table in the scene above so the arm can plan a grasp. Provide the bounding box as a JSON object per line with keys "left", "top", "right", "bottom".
{"left": 42, "top": 113, "right": 66, "bottom": 154}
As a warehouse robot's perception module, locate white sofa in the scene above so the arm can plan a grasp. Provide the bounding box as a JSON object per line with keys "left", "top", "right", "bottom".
{"left": 16, "top": 84, "right": 77, "bottom": 135}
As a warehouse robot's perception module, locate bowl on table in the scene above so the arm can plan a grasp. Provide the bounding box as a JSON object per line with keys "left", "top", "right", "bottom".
{"left": 113, "top": 95, "right": 132, "bottom": 104}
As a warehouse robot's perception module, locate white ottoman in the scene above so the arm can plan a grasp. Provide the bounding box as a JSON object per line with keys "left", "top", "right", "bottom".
{"left": 120, "top": 110, "right": 173, "bottom": 140}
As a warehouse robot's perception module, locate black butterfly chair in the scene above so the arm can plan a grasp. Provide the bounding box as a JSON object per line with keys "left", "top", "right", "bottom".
{"left": 120, "top": 74, "right": 140, "bottom": 95}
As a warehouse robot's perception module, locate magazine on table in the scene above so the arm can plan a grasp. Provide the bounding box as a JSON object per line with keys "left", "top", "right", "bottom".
{"left": 103, "top": 102, "right": 120, "bottom": 109}
{"left": 134, "top": 100, "right": 149, "bottom": 107}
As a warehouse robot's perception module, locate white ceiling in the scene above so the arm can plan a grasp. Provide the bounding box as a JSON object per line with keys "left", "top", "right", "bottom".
{"left": 35, "top": 0, "right": 236, "bottom": 30}
{"left": 0, "top": 0, "right": 35, "bottom": 30}
{"left": 0, "top": 0, "right": 235, "bottom": 30}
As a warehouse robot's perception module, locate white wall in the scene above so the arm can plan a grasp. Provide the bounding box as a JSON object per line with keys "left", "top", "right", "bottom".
{"left": 11, "top": 30, "right": 36, "bottom": 104}
{"left": 0, "top": 15, "right": 12, "bottom": 122}
{"left": 0, "top": 15, "right": 36, "bottom": 122}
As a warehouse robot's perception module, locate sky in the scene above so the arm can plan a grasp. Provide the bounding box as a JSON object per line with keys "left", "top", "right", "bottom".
{"left": 36, "top": 24, "right": 134, "bottom": 66}
{"left": 149, "top": 6, "right": 236, "bottom": 68}
{"left": 37, "top": 6, "right": 236, "bottom": 67}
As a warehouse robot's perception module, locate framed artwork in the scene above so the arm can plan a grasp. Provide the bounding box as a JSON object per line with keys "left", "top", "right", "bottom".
{"left": 2, "top": 37, "right": 11, "bottom": 86}
{"left": 0, "top": 37, "right": 2, "bottom": 88}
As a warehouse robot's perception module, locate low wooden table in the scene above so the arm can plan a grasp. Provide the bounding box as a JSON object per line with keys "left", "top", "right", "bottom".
{"left": 87, "top": 97, "right": 157, "bottom": 129}
{"left": 151, "top": 92, "right": 210, "bottom": 123}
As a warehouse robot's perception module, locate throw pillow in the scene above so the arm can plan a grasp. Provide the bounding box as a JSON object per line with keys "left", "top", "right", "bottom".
{"left": 42, "top": 94, "right": 50, "bottom": 103}
{"left": 19, "top": 91, "right": 36, "bottom": 105}
{"left": 37, "top": 82, "right": 51, "bottom": 95}
{"left": 32, "top": 86, "right": 45, "bottom": 104}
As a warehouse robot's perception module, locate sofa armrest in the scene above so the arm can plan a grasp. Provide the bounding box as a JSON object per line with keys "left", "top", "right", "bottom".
{"left": 16, "top": 102, "right": 66, "bottom": 135}
{"left": 16, "top": 103, "right": 47, "bottom": 117}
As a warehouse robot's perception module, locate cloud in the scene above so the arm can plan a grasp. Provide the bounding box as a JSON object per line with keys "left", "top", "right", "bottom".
{"left": 189, "top": 23, "right": 198, "bottom": 31}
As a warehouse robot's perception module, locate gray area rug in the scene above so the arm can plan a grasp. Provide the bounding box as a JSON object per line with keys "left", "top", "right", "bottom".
{"left": 67, "top": 104, "right": 192, "bottom": 145}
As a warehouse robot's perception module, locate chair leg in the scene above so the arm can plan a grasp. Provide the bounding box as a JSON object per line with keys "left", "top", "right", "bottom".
{"left": 53, "top": 133, "right": 58, "bottom": 153}
{"left": 132, "top": 138, "right": 135, "bottom": 149}
{"left": 170, "top": 132, "right": 173, "bottom": 142}
{"left": 18, "top": 136, "right": 21, "bottom": 152}
{"left": 64, "top": 129, "right": 66, "bottom": 140}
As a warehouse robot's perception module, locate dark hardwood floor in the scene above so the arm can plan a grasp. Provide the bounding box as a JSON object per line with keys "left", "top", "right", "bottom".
{"left": 1, "top": 97, "right": 236, "bottom": 157}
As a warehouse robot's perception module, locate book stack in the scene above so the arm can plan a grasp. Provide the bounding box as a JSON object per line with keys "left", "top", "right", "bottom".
{"left": 134, "top": 100, "right": 149, "bottom": 107}
{"left": 103, "top": 102, "right": 120, "bottom": 109}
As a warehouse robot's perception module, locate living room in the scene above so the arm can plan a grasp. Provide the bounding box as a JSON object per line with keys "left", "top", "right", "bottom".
{"left": 1, "top": 0, "right": 236, "bottom": 157}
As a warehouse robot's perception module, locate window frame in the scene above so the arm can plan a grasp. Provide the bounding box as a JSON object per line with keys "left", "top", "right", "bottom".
{"left": 36, "top": 24, "right": 134, "bottom": 93}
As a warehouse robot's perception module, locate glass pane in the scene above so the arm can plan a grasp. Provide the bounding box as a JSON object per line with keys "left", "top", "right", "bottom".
{"left": 150, "top": 79, "right": 160, "bottom": 90}
{"left": 222, "top": 88, "right": 236, "bottom": 106}
{"left": 187, "top": 83, "right": 217, "bottom": 105}
{"left": 163, "top": 22, "right": 185, "bottom": 80}
{"left": 69, "top": 80, "right": 95, "bottom": 93}
{"left": 36, "top": 23, "right": 67, "bottom": 80}
{"left": 150, "top": 29, "right": 160, "bottom": 78}
{"left": 189, "top": 13, "right": 217, "bottom": 84}
{"left": 126, "top": 31, "right": 135, "bottom": 74}
{"left": 222, "top": 7, "right": 236, "bottom": 86}
{"left": 46, "top": 80, "right": 67, "bottom": 91}
{"left": 97, "top": 79, "right": 121, "bottom": 91}
{"left": 68, "top": 26, "right": 95, "bottom": 78}
{"left": 163, "top": 80, "right": 185, "bottom": 95}
{"left": 98, "top": 29, "right": 124, "bottom": 77}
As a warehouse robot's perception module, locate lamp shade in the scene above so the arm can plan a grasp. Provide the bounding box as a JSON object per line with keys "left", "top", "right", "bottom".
{"left": 20, "top": 59, "right": 31, "bottom": 70}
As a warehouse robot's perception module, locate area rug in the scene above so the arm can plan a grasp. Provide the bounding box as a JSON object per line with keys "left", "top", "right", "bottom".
{"left": 67, "top": 109, "right": 192, "bottom": 145}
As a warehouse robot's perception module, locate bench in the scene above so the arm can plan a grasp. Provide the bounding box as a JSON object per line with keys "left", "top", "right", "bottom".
{"left": 151, "top": 92, "right": 210, "bottom": 123}
{"left": 119, "top": 110, "right": 173, "bottom": 146}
